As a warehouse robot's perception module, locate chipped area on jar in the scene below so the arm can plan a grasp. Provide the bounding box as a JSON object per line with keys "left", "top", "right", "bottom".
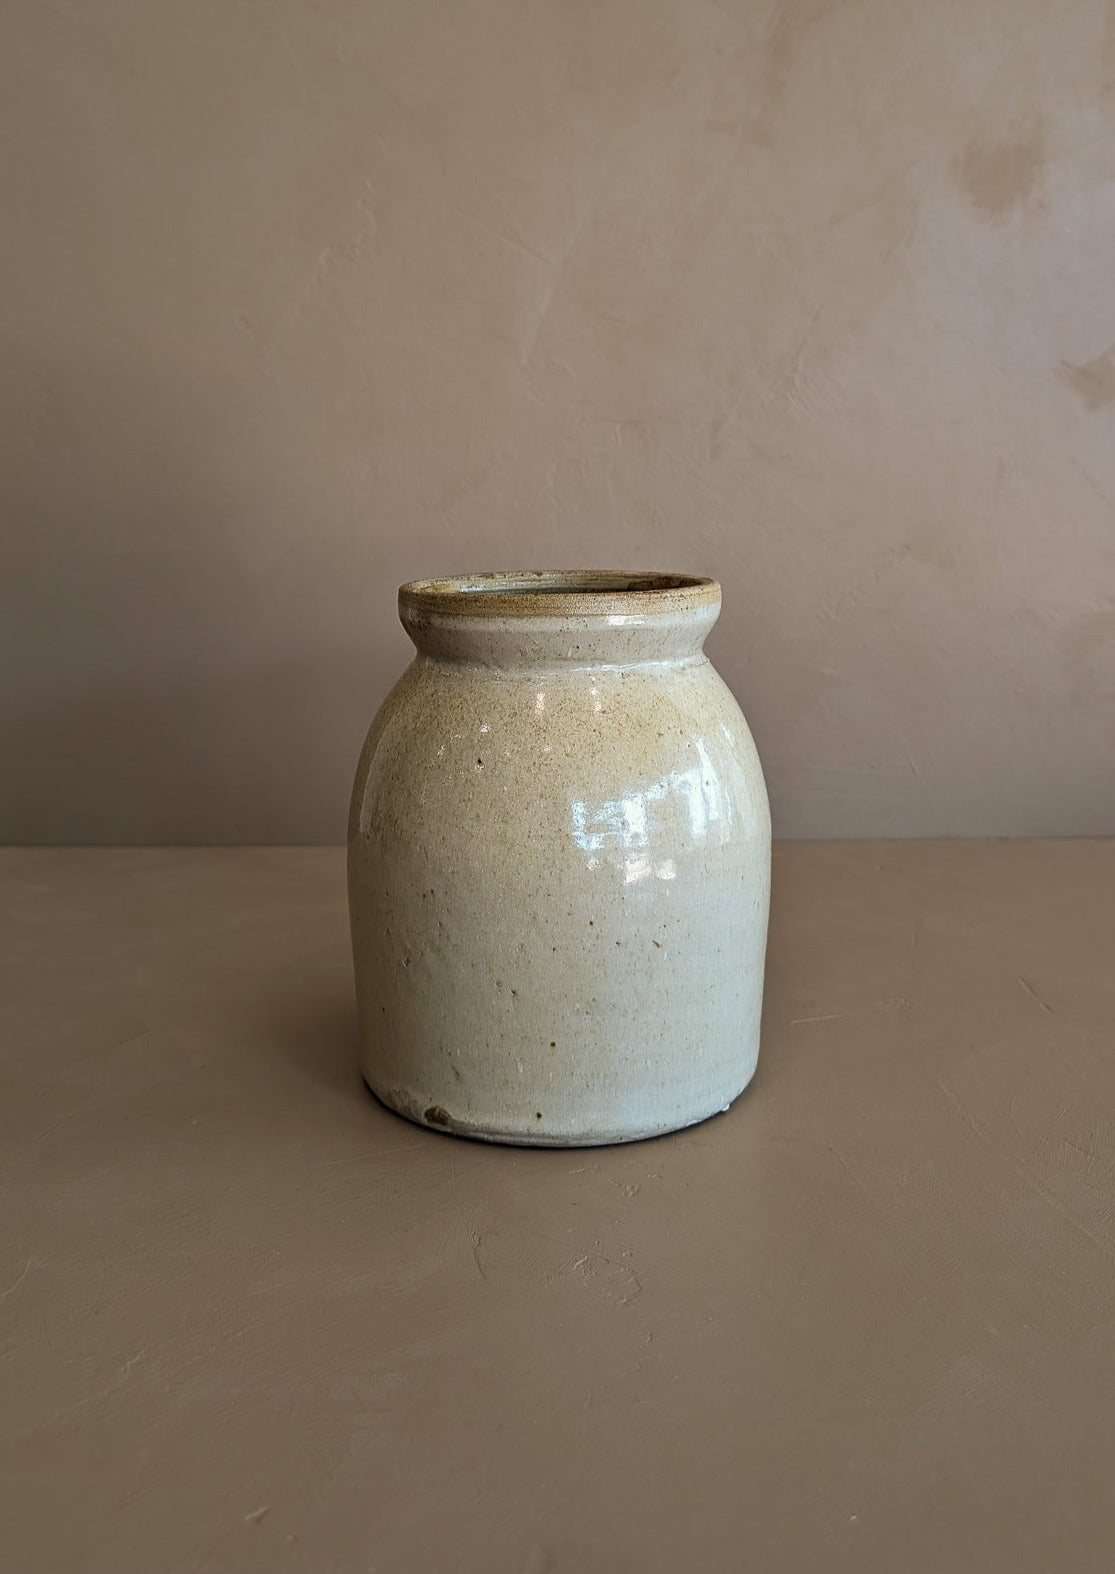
{"left": 348, "top": 572, "right": 771, "bottom": 1147}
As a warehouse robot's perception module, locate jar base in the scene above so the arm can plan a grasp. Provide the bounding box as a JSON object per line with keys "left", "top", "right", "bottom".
{"left": 362, "top": 1072, "right": 756, "bottom": 1148}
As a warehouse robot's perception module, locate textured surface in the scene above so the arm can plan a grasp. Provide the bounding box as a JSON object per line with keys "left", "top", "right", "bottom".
{"left": 3, "top": 842, "right": 1114, "bottom": 1573}
{"left": 349, "top": 575, "right": 770, "bottom": 1144}
{"left": 3, "top": 1, "right": 1115, "bottom": 842}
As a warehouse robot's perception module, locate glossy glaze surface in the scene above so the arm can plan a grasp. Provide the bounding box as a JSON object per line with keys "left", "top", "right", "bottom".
{"left": 348, "top": 572, "right": 770, "bottom": 1145}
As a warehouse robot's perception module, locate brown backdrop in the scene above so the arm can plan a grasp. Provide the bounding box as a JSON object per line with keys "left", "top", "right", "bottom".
{"left": 3, "top": 0, "right": 1114, "bottom": 842}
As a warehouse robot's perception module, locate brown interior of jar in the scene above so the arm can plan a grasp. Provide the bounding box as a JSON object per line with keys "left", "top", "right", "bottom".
{"left": 398, "top": 572, "right": 720, "bottom": 622}
{"left": 457, "top": 575, "right": 698, "bottom": 595}
{"left": 417, "top": 572, "right": 711, "bottom": 597}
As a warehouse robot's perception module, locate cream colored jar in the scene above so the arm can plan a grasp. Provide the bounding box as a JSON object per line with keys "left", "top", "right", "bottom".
{"left": 348, "top": 572, "right": 770, "bottom": 1146}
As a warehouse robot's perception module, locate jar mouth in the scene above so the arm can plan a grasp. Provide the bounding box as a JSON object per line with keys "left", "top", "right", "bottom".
{"left": 400, "top": 570, "right": 720, "bottom": 620}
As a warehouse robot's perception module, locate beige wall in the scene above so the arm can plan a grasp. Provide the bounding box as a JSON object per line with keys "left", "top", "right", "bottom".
{"left": 3, "top": 0, "right": 1114, "bottom": 843}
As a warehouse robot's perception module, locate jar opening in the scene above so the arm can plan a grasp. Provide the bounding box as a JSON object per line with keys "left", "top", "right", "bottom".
{"left": 398, "top": 570, "right": 720, "bottom": 663}
{"left": 451, "top": 573, "right": 705, "bottom": 596}
{"left": 400, "top": 570, "right": 719, "bottom": 620}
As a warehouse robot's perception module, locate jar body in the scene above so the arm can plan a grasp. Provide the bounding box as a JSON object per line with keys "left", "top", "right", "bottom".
{"left": 348, "top": 574, "right": 770, "bottom": 1146}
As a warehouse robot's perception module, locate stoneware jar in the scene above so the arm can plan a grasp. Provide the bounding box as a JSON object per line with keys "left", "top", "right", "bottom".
{"left": 348, "top": 571, "right": 770, "bottom": 1146}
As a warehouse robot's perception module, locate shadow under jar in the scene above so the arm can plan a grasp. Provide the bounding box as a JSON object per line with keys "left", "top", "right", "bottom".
{"left": 348, "top": 571, "right": 771, "bottom": 1145}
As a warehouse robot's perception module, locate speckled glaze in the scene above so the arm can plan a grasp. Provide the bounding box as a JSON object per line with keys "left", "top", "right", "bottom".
{"left": 348, "top": 572, "right": 771, "bottom": 1145}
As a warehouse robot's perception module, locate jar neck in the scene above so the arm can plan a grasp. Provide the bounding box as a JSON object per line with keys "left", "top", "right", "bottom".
{"left": 398, "top": 572, "right": 721, "bottom": 670}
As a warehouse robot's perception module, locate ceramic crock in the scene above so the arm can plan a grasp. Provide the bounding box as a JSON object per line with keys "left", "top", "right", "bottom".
{"left": 348, "top": 571, "right": 770, "bottom": 1145}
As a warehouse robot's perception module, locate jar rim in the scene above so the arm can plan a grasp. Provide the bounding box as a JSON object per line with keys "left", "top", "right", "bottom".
{"left": 399, "top": 570, "right": 720, "bottom": 620}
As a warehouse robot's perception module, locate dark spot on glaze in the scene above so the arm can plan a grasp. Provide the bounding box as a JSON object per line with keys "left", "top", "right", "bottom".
{"left": 535, "top": 1111, "right": 542, "bottom": 1120}
{"left": 424, "top": 1105, "right": 451, "bottom": 1126}
{"left": 550, "top": 1041, "right": 556, "bottom": 1049}
{"left": 652, "top": 939, "right": 662, "bottom": 949}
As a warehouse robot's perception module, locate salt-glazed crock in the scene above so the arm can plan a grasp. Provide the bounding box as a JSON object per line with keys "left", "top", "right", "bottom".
{"left": 348, "top": 571, "right": 770, "bottom": 1146}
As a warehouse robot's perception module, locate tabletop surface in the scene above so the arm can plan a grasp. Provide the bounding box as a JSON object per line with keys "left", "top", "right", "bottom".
{"left": 2, "top": 842, "right": 1113, "bottom": 1574}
